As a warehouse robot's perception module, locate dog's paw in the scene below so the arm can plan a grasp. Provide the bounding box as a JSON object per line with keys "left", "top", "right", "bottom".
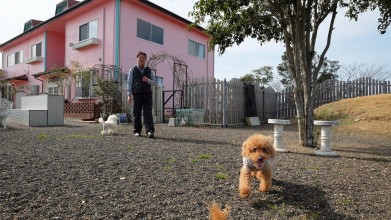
{"left": 259, "top": 183, "right": 271, "bottom": 192}
{"left": 239, "top": 188, "right": 251, "bottom": 198}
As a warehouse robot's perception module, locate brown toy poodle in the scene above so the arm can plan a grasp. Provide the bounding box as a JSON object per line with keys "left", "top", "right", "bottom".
{"left": 239, "top": 134, "right": 275, "bottom": 198}
{"left": 207, "top": 202, "right": 230, "bottom": 220}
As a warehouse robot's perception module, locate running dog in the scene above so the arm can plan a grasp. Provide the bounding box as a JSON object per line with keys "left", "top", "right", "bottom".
{"left": 239, "top": 134, "right": 275, "bottom": 198}
{"left": 99, "top": 115, "right": 119, "bottom": 135}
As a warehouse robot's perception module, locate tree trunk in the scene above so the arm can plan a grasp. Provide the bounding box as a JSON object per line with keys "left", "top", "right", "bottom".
{"left": 293, "top": 81, "right": 316, "bottom": 147}
{"left": 297, "top": 109, "right": 316, "bottom": 147}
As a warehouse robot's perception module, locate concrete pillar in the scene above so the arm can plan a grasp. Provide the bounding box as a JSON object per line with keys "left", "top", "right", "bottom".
{"left": 314, "top": 120, "right": 339, "bottom": 157}
{"left": 268, "top": 119, "right": 291, "bottom": 152}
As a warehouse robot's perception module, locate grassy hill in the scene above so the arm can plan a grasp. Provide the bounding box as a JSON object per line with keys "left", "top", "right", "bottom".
{"left": 314, "top": 94, "right": 391, "bottom": 137}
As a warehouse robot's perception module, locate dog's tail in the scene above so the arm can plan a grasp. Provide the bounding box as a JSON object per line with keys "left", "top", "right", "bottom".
{"left": 98, "top": 117, "right": 105, "bottom": 124}
{"left": 206, "top": 202, "right": 230, "bottom": 220}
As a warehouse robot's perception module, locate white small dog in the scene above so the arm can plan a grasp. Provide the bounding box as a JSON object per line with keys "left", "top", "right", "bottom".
{"left": 99, "top": 115, "right": 119, "bottom": 135}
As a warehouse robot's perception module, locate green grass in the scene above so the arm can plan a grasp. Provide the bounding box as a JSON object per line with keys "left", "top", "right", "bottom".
{"left": 167, "top": 157, "right": 177, "bottom": 164}
{"left": 216, "top": 165, "right": 224, "bottom": 170}
{"left": 164, "top": 165, "right": 173, "bottom": 171}
{"left": 308, "top": 166, "right": 320, "bottom": 170}
{"left": 197, "top": 154, "right": 211, "bottom": 159}
{"left": 38, "top": 133, "right": 48, "bottom": 141}
{"left": 164, "top": 157, "right": 177, "bottom": 171}
{"left": 215, "top": 172, "right": 228, "bottom": 180}
{"left": 310, "top": 210, "right": 322, "bottom": 219}
{"left": 340, "top": 199, "right": 353, "bottom": 205}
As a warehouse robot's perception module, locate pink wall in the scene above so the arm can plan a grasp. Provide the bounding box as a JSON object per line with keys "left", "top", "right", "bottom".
{"left": 2, "top": 33, "right": 46, "bottom": 88}
{"left": 46, "top": 31, "right": 65, "bottom": 70}
{"left": 65, "top": 0, "right": 115, "bottom": 68}
{"left": 64, "top": 0, "right": 115, "bottom": 103}
{"left": 120, "top": 1, "right": 214, "bottom": 91}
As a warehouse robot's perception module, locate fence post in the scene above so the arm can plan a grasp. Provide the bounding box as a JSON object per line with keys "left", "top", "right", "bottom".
{"left": 222, "top": 79, "right": 228, "bottom": 127}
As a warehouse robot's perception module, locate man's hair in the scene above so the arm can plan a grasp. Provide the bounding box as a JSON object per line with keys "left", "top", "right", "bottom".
{"left": 137, "top": 51, "right": 147, "bottom": 59}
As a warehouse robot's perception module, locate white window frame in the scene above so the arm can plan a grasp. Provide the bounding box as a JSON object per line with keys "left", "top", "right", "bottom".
{"left": 47, "top": 81, "right": 59, "bottom": 95}
{"left": 31, "top": 42, "right": 42, "bottom": 58}
{"left": 7, "top": 50, "right": 23, "bottom": 67}
{"left": 79, "top": 19, "right": 98, "bottom": 42}
{"left": 48, "top": 86, "right": 59, "bottom": 95}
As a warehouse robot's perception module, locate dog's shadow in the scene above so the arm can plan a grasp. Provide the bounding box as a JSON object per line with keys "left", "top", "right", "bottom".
{"left": 250, "top": 179, "right": 354, "bottom": 219}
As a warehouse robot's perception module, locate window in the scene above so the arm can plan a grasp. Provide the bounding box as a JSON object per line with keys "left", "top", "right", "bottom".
{"left": 79, "top": 19, "right": 98, "bottom": 41}
{"left": 7, "top": 50, "right": 23, "bottom": 67}
{"left": 24, "top": 21, "right": 33, "bottom": 32}
{"left": 188, "top": 40, "right": 205, "bottom": 59}
{"left": 137, "top": 19, "right": 164, "bottom": 45}
{"left": 7, "top": 54, "right": 14, "bottom": 67}
{"left": 48, "top": 86, "right": 59, "bottom": 95}
{"left": 48, "top": 79, "right": 59, "bottom": 95}
{"left": 17, "top": 51, "right": 23, "bottom": 64}
{"left": 75, "top": 73, "right": 96, "bottom": 98}
{"left": 55, "top": 1, "right": 67, "bottom": 15}
{"left": 32, "top": 43, "right": 42, "bottom": 57}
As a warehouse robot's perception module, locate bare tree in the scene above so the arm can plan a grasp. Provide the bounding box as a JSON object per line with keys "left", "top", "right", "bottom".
{"left": 340, "top": 63, "right": 365, "bottom": 81}
{"left": 47, "top": 65, "right": 72, "bottom": 97}
{"left": 363, "top": 64, "right": 391, "bottom": 80}
{"left": 340, "top": 63, "right": 391, "bottom": 81}
{"left": 269, "top": 77, "right": 284, "bottom": 92}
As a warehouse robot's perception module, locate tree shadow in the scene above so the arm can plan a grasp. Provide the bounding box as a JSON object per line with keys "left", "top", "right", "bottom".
{"left": 250, "top": 179, "right": 354, "bottom": 219}
{"left": 154, "top": 136, "right": 237, "bottom": 147}
{"left": 334, "top": 146, "right": 391, "bottom": 157}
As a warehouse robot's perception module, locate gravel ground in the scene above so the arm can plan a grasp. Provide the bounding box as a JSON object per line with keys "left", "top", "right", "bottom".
{"left": 0, "top": 119, "right": 390, "bottom": 220}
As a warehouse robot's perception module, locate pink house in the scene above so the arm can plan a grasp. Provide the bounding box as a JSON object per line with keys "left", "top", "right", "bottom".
{"left": 0, "top": 0, "right": 214, "bottom": 119}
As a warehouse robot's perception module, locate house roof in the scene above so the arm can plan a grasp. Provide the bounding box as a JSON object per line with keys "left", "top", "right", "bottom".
{"left": 139, "top": 0, "right": 203, "bottom": 30}
{"left": 33, "top": 67, "right": 70, "bottom": 78}
{"left": 0, "top": 0, "right": 203, "bottom": 50}
{"left": 4, "top": 74, "right": 28, "bottom": 81}
{"left": 0, "top": 0, "right": 93, "bottom": 50}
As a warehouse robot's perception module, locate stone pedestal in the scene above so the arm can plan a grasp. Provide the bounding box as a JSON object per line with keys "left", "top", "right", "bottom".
{"left": 245, "top": 117, "right": 260, "bottom": 126}
{"left": 268, "top": 119, "right": 291, "bottom": 152}
{"left": 168, "top": 118, "right": 176, "bottom": 127}
{"left": 314, "top": 120, "right": 339, "bottom": 157}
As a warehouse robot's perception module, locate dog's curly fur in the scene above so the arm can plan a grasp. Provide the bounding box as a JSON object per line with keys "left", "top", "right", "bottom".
{"left": 99, "top": 115, "right": 118, "bottom": 135}
{"left": 207, "top": 202, "right": 230, "bottom": 220}
{"left": 239, "top": 134, "right": 275, "bottom": 198}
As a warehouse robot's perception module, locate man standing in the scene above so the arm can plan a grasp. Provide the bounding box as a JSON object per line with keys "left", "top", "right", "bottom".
{"left": 127, "top": 51, "right": 156, "bottom": 138}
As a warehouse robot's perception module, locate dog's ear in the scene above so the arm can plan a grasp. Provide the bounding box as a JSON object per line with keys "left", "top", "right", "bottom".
{"left": 241, "top": 141, "right": 250, "bottom": 156}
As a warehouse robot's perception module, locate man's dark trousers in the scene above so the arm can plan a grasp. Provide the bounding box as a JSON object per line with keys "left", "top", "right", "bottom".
{"left": 133, "top": 93, "right": 154, "bottom": 134}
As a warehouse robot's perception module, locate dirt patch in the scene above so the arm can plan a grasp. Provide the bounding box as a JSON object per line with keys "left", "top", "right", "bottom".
{"left": 1, "top": 119, "right": 390, "bottom": 219}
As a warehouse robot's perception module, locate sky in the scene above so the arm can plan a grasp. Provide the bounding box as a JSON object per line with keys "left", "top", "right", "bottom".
{"left": 1, "top": 0, "right": 390, "bottom": 81}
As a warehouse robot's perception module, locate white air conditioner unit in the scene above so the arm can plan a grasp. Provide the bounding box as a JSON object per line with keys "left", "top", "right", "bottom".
{"left": 72, "top": 38, "right": 99, "bottom": 50}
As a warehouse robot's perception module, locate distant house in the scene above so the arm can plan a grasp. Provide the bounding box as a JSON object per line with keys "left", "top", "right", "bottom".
{"left": 0, "top": 0, "right": 214, "bottom": 118}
